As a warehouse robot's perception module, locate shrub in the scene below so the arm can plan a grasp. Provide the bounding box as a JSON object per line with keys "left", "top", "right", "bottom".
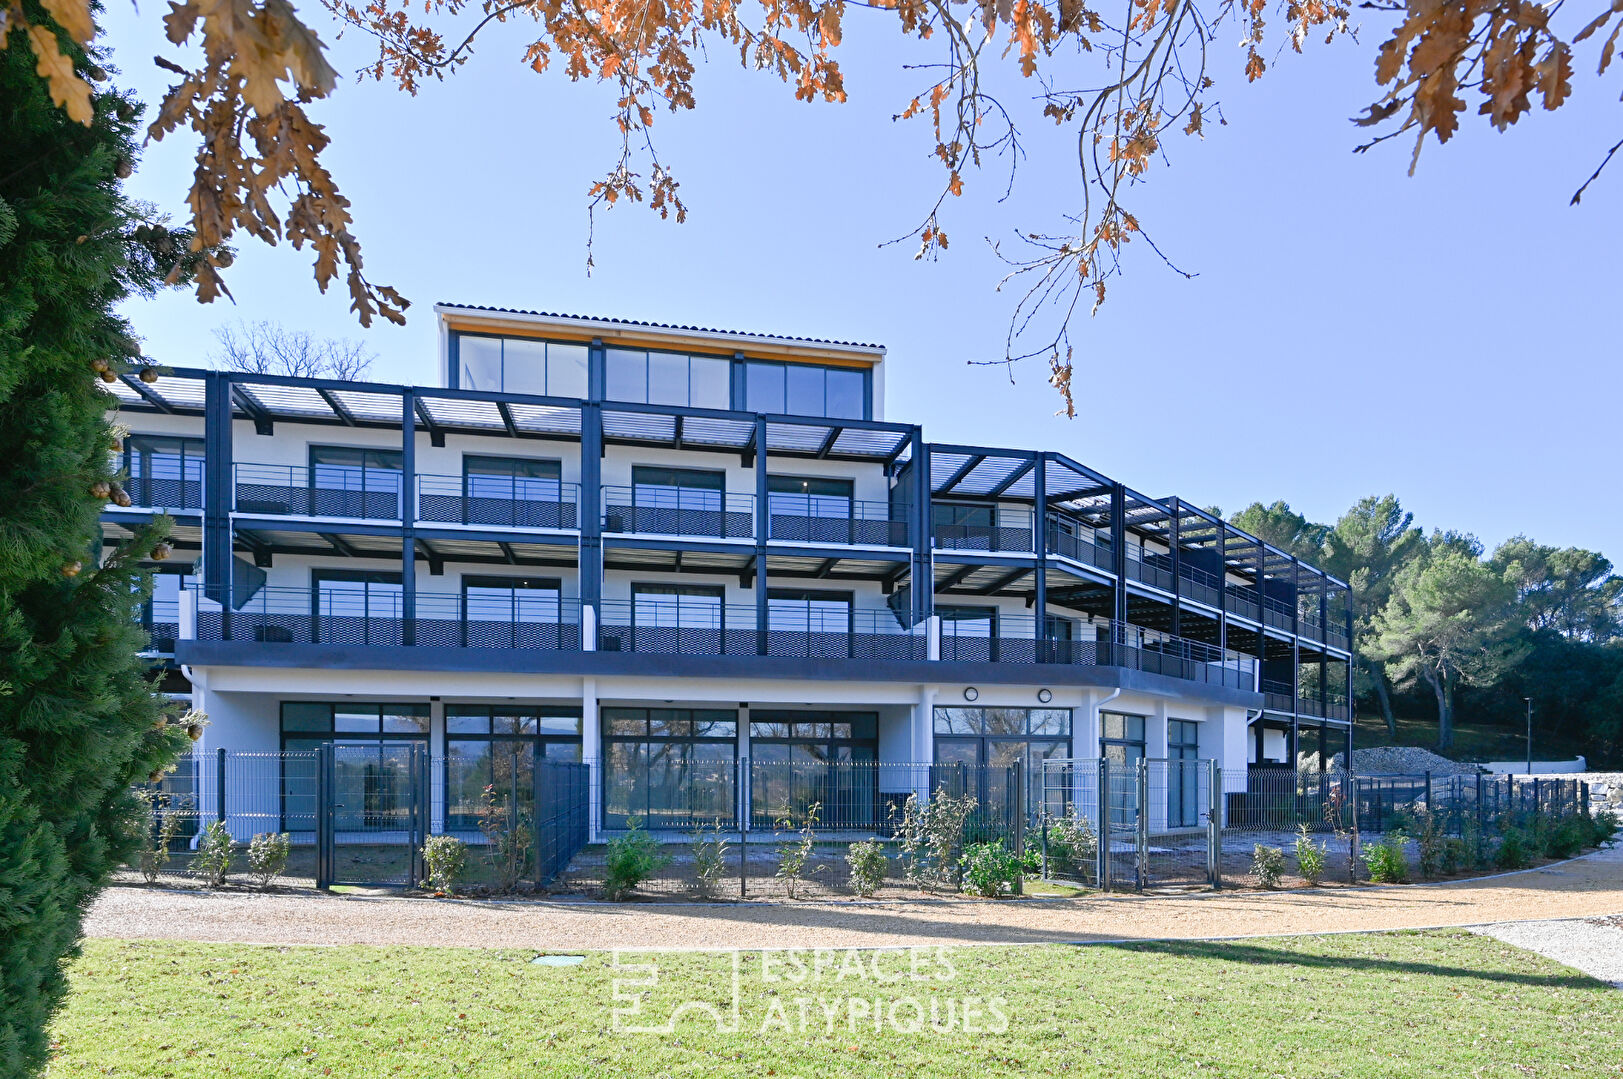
{"left": 891, "top": 786, "right": 977, "bottom": 892}
{"left": 421, "top": 835, "right": 468, "bottom": 895}
{"left": 962, "top": 840, "right": 1023, "bottom": 897}
{"left": 1044, "top": 811, "right": 1098, "bottom": 879}
{"left": 1441, "top": 837, "right": 1467, "bottom": 875}
{"left": 1462, "top": 816, "right": 1494, "bottom": 870}
{"left": 1495, "top": 826, "right": 1530, "bottom": 870}
{"left": 190, "top": 820, "right": 235, "bottom": 888}
{"left": 247, "top": 832, "right": 291, "bottom": 889}
{"left": 478, "top": 784, "right": 533, "bottom": 892}
{"left": 846, "top": 839, "right": 889, "bottom": 898}
{"left": 774, "top": 801, "right": 821, "bottom": 899}
{"left": 1251, "top": 844, "right": 1286, "bottom": 889}
{"left": 1364, "top": 831, "right": 1410, "bottom": 883}
{"left": 1546, "top": 817, "right": 1587, "bottom": 860}
{"left": 1408, "top": 807, "right": 1446, "bottom": 879}
{"left": 133, "top": 790, "right": 186, "bottom": 884}
{"left": 603, "top": 817, "right": 671, "bottom": 901}
{"left": 1294, "top": 824, "right": 1326, "bottom": 886}
{"left": 688, "top": 820, "right": 730, "bottom": 899}
{"left": 1590, "top": 808, "right": 1620, "bottom": 847}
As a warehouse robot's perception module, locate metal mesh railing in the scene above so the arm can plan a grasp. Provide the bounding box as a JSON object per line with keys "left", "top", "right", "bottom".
{"left": 602, "top": 486, "right": 755, "bottom": 539}
{"left": 596, "top": 601, "right": 924, "bottom": 660}
{"left": 417, "top": 475, "right": 580, "bottom": 529}
{"left": 234, "top": 463, "right": 402, "bottom": 520}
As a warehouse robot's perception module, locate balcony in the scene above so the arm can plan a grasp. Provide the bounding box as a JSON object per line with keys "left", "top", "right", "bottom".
{"left": 941, "top": 617, "right": 1256, "bottom": 690}
{"left": 1045, "top": 525, "right": 1112, "bottom": 573}
{"left": 932, "top": 508, "right": 1034, "bottom": 554}
{"left": 767, "top": 496, "right": 908, "bottom": 548}
{"left": 1124, "top": 546, "right": 1175, "bottom": 592}
{"left": 234, "top": 463, "right": 401, "bottom": 521}
{"left": 596, "top": 601, "right": 925, "bottom": 661}
{"left": 124, "top": 473, "right": 204, "bottom": 512}
{"left": 601, "top": 486, "right": 755, "bottom": 540}
{"left": 1260, "top": 678, "right": 1295, "bottom": 713}
{"left": 416, "top": 474, "right": 580, "bottom": 530}
{"left": 195, "top": 587, "right": 583, "bottom": 650}
{"left": 1225, "top": 584, "right": 1262, "bottom": 622}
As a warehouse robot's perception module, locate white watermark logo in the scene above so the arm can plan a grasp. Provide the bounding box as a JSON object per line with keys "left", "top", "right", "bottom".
{"left": 610, "top": 947, "right": 1008, "bottom": 1036}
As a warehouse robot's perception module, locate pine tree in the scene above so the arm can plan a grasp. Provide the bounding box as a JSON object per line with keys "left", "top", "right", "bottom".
{"left": 1, "top": 13, "right": 200, "bottom": 1075}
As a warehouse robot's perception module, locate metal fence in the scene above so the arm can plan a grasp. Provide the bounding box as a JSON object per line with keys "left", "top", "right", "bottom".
{"left": 1040, "top": 760, "right": 1592, "bottom": 892}
{"left": 121, "top": 751, "right": 1027, "bottom": 900}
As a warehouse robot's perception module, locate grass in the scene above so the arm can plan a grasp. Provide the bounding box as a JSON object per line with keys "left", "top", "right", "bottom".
{"left": 1353, "top": 713, "right": 1586, "bottom": 763}
{"left": 49, "top": 934, "right": 1623, "bottom": 1077}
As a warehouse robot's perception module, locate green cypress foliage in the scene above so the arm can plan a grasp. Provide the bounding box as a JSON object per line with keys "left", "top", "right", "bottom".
{"left": 1, "top": 16, "right": 199, "bottom": 1076}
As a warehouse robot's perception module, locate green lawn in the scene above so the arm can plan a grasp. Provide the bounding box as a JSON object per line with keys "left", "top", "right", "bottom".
{"left": 49, "top": 934, "right": 1623, "bottom": 1077}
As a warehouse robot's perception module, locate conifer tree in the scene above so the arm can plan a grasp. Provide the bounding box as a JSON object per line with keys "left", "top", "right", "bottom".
{"left": 0, "top": 13, "right": 201, "bottom": 1075}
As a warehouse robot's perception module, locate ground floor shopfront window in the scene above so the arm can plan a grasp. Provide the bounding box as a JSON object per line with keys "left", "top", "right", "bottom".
{"left": 933, "top": 707, "right": 1071, "bottom": 816}
{"left": 601, "top": 708, "right": 737, "bottom": 829}
{"left": 444, "top": 705, "right": 582, "bottom": 831}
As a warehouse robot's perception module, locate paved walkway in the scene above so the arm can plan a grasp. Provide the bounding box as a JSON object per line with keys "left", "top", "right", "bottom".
{"left": 85, "top": 843, "right": 1623, "bottom": 952}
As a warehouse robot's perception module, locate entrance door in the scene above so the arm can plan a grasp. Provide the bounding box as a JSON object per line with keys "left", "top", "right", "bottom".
{"left": 316, "top": 742, "right": 427, "bottom": 888}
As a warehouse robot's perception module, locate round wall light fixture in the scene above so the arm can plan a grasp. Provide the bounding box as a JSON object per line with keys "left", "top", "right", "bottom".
{"left": 1037, "top": 688, "right": 1053, "bottom": 704}
{"left": 963, "top": 687, "right": 979, "bottom": 702}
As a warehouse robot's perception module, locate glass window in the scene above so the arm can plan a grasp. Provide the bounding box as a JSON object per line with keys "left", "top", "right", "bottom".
{"left": 281, "top": 701, "right": 332, "bottom": 733}
{"left": 785, "top": 364, "right": 824, "bottom": 416}
{"left": 1102, "top": 713, "right": 1145, "bottom": 744}
{"left": 631, "top": 466, "right": 724, "bottom": 511}
{"left": 605, "top": 347, "right": 646, "bottom": 402}
{"left": 464, "top": 577, "right": 561, "bottom": 622}
{"left": 548, "top": 344, "right": 589, "bottom": 398}
{"left": 689, "top": 355, "right": 730, "bottom": 409}
{"left": 767, "top": 475, "right": 853, "bottom": 520}
{"left": 647, "top": 351, "right": 689, "bottom": 406}
{"left": 313, "top": 571, "right": 402, "bottom": 621}
{"left": 767, "top": 589, "right": 851, "bottom": 633}
{"left": 745, "top": 362, "right": 785, "bottom": 414}
{"left": 500, "top": 337, "right": 550, "bottom": 396}
{"left": 931, "top": 707, "right": 1073, "bottom": 818}
{"left": 125, "top": 435, "right": 204, "bottom": 510}
{"left": 601, "top": 707, "right": 738, "bottom": 829}
{"left": 825, "top": 368, "right": 866, "bottom": 419}
{"left": 463, "top": 455, "right": 562, "bottom": 503}
{"left": 632, "top": 584, "right": 723, "bottom": 629}
{"left": 457, "top": 335, "right": 504, "bottom": 392}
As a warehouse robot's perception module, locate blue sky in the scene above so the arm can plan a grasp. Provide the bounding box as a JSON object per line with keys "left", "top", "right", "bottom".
{"left": 102, "top": 6, "right": 1618, "bottom": 556}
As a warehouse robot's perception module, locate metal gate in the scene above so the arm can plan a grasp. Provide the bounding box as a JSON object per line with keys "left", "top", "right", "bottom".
{"left": 1041, "top": 757, "right": 1220, "bottom": 891}
{"left": 315, "top": 742, "right": 429, "bottom": 888}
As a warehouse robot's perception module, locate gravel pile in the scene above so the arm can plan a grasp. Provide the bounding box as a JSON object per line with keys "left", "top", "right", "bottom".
{"left": 1326, "top": 746, "right": 1482, "bottom": 776}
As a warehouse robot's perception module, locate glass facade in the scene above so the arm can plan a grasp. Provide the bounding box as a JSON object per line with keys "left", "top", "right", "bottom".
{"left": 766, "top": 475, "right": 853, "bottom": 520}
{"left": 1167, "top": 718, "right": 1200, "bottom": 828}
{"left": 601, "top": 708, "right": 738, "bottom": 829}
{"left": 932, "top": 707, "right": 1070, "bottom": 815}
{"left": 604, "top": 347, "right": 730, "bottom": 408}
{"left": 455, "top": 334, "right": 589, "bottom": 398}
{"left": 744, "top": 360, "right": 867, "bottom": 419}
{"left": 278, "top": 702, "right": 430, "bottom": 833}
{"left": 443, "top": 705, "right": 582, "bottom": 831}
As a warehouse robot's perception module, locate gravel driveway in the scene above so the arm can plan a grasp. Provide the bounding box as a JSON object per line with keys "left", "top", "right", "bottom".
{"left": 85, "top": 842, "right": 1623, "bottom": 952}
{"left": 1471, "top": 913, "right": 1623, "bottom": 989}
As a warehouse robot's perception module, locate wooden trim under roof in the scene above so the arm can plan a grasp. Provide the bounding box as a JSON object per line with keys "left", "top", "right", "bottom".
{"left": 440, "top": 310, "right": 882, "bottom": 369}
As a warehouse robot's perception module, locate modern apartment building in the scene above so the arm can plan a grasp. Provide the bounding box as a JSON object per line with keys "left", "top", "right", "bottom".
{"left": 108, "top": 306, "right": 1353, "bottom": 838}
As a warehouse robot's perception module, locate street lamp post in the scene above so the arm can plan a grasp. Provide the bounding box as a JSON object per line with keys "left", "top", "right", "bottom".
{"left": 1524, "top": 697, "right": 1533, "bottom": 775}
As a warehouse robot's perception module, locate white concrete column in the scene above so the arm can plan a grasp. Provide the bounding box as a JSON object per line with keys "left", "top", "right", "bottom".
{"left": 581, "top": 603, "right": 597, "bottom": 651}
{"left": 581, "top": 678, "right": 600, "bottom": 840}
{"left": 913, "top": 686, "right": 937, "bottom": 793}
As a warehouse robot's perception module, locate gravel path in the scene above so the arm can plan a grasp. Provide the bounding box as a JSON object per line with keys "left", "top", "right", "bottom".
{"left": 85, "top": 842, "right": 1623, "bottom": 952}
{"left": 1471, "top": 914, "right": 1623, "bottom": 989}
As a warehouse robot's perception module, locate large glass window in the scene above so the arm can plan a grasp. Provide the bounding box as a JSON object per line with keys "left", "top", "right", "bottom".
{"left": 1100, "top": 712, "right": 1147, "bottom": 827}
{"left": 632, "top": 584, "right": 724, "bottom": 629}
{"left": 312, "top": 570, "right": 402, "bottom": 645}
{"left": 454, "top": 334, "right": 589, "bottom": 398}
{"left": 1167, "top": 719, "right": 1201, "bottom": 828}
{"left": 604, "top": 348, "right": 730, "bottom": 408}
{"left": 278, "top": 702, "right": 429, "bottom": 833}
{"left": 630, "top": 466, "right": 724, "bottom": 511}
{"left": 749, "top": 711, "right": 878, "bottom": 827}
{"left": 931, "top": 707, "right": 1071, "bottom": 816}
{"left": 766, "top": 589, "right": 851, "bottom": 634}
{"left": 443, "top": 705, "right": 582, "bottom": 831}
{"left": 767, "top": 475, "right": 853, "bottom": 519}
{"left": 125, "top": 434, "right": 204, "bottom": 509}
{"left": 308, "top": 445, "right": 402, "bottom": 518}
{"left": 456, "top": 455, "right": 567, "bottom": 528}
{"left": 602, "top": 708, "right": 737, "bottom": 829}
{"left": 140, "top": 567, "right": 197, "bottom": 654}
{"left": 744, "top": 361, "right": 868, "bottom": 419}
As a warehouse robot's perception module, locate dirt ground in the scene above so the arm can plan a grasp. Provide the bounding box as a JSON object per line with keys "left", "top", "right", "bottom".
{"left": 84, "top": 842, "right": 1623, "bottom": 952}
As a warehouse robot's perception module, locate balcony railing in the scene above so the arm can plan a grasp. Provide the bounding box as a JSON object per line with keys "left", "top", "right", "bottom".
{"left": 1226, "top": 584, "right": 1262, "bottom": 622}
{"left": 932, "top": 508, "right": 1035, "bottom": 554}
{"left": 766, "top": 496, "right": 908, "bottom": 548}
{"left": 417, "top": 475, "right": 580, "bottom": 530}
{"left": 1045, "top": 524, "right": 1112, "bottom": 572}
{"left": 141, "top": 600, "right": 180, "bottom": 654}
{"left": 596, "top": 601, "right": 925, "bottom": 661}
{"left": 195, "top": 587, "right": 583, "bottom": 650}
{"left": 601, "top": 487, "right": 755, "bottom": 540}
{"left": 1124, "top": 546, "right": 1175, "bottom": 592}
{"left": 1260, "top": 678, "right": 1296, "bottom": 713}
{"left": 234, "top": 463, "right": 402, "bottom": 521}
{"left": 124, "top": 474, "right": 204, "bottom": 512}
{"left": 941, "top": 617, "right": 1256, "bottom": 690}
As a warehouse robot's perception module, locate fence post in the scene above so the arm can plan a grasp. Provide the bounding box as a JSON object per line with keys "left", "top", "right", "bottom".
{"left": 1207, "top": 758, "right": 1222, "bottom": 889}
{"left": 1424, "top": 770, "right": 1432, "bottom": 810}
{"left": 216, "top": 747, "right": 226, "bottom": 825}
{"left": 315, "top": 743, "right": 332, "bottom": 890}
{"left": 1135, "top": 758, "right": 1149, "bottom": 891}
{"left": 1581, "top": 780, "right": 1590, "bottom": 818}
{"left": 1011, "top": 764, "right": 1025, "bottom": 896}
{"left": 738, "top": 757, "right": 748, "bottom": 899}
{"left": 1096, "top": 758, "right": 1111, "bottom": 892}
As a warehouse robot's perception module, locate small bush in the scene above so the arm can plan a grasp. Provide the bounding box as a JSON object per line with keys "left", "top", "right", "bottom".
{"left": 1496, "top": 827, "right": 1530, "bottom": 870}
{"left": 1044, "top": 812, "right": 1098, "bottom": 879}
{"left": 603, "top": 817, "right": 671, "bottom": 900}
{"left": 1294, "top": 824, "right": 1326, "bottom": 886}
{"left": 846, "top": 839, "right": 889, "bottom": 898}
{"left": 962, "top": 840, "right": 1023, "bottom": 897}
{"left": 478, "top": 784, "right": 533, "bottom": 892}
{"left": 1409, "top": 807, "right": 1446, "bottom": 880}
{"left": 1364, "top": 831, "right": 1410, "bottom": 884}
{"left": 773, "top": 801, "right": 821, "bottom": 899}
{"left": 890, "top": 786, "right": 977, "bottom": 892}
{"left": 246, "top": 832, "right": 290, "bottom": 889}
{"left": 687, "top": 820, "right": 730, "bottom": 899}
{"left": 190, "top": 820, "right": 234, "bottom": 888}
{"left": 421, "top": 835, "right": 468, "bottom": 895}
{"left": 1590, "top": 808, "right": 1620, "bottom": 847}
{"left": 133, "top": 790, "right": 185, "bottom": 884}
{"left": 1462, "top": 816, "right": 1494, "bottom": 870}
{"left": 1252, "top": 844, "right": 1285, "bottom": 889}
{"left": 1546, "top": 817, "right": 1587, "bottom": 860}
{"left": 1441, "top": 837, "right": 1467, "bottom": 875}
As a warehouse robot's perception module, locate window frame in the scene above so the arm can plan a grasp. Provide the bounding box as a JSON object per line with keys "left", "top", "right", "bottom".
{"left": 449, "top": 331, "right": 590, "bottom": 398}
{"left": 600, "top": 706, "right": 739, "bottom": 829}
{"left": 742, "top": 359, "right": 871, "bottom": 420}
